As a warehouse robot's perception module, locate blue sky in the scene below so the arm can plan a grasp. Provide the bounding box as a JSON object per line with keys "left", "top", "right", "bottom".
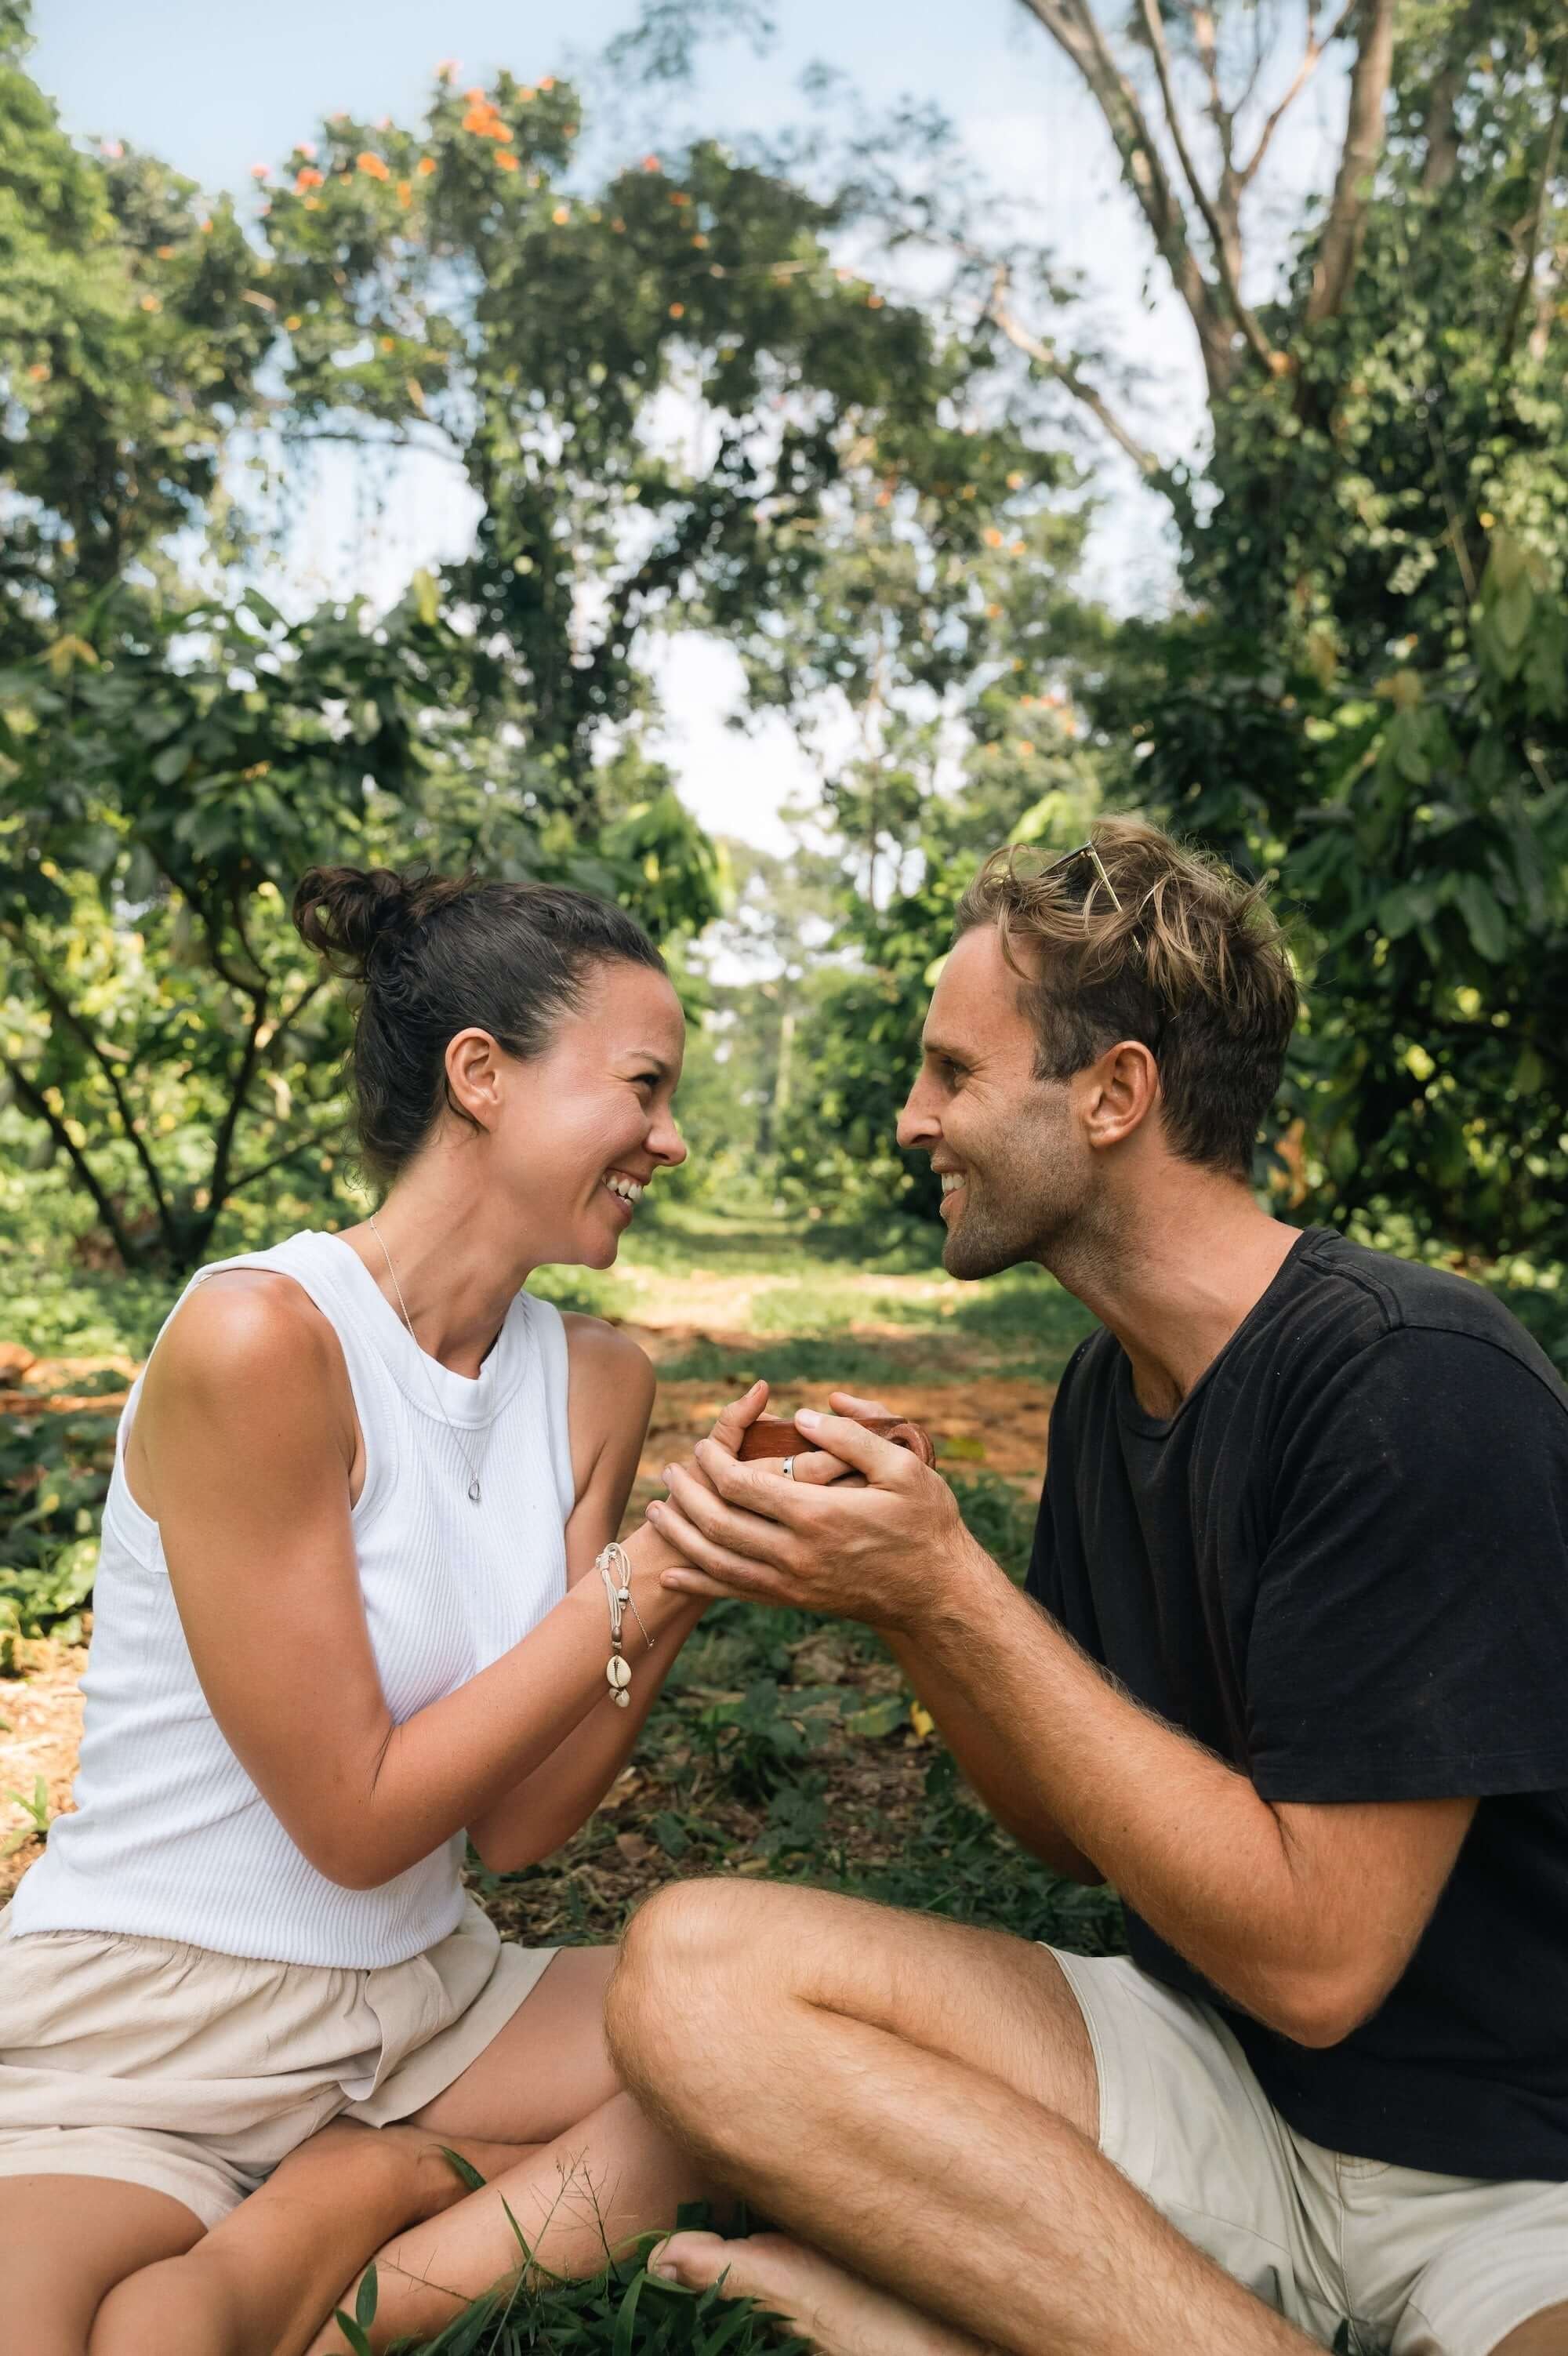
{"left": 31, "top": 1, "right": 1348, "bottom": 850}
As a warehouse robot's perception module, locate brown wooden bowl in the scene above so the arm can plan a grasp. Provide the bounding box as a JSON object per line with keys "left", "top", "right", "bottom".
{"left": 736, "top": 1412, "right": 937, "bottom": 1469}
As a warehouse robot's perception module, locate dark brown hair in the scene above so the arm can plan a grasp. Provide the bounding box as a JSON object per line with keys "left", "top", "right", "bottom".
{"left": 293, "top": 866, "right": 666, "bottom": 1183}
{"left": 953, "top": 819, "right": 1298, "bottom": 1178}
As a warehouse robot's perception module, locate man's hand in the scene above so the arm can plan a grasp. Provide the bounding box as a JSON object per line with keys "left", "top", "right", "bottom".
{"left": 648, "top": 1402, "right": 980, "bottom": 1635}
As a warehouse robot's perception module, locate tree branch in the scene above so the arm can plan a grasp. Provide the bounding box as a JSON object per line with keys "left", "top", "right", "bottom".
{"left": 1014, "top": 0, "right": 1235, "bottom": 391}
{"left": 222, "top": 1111, "right": 351, "bottom": 1204}
{"left": 986, "top": 264, "right": 1163, "bottom": 480}
{"left": 0, "top": 1054, "right": 143, "bottom": 1269}
{"left": 1500, "top": 41, "right": 1568, "bottom": 368}
{"left": 1237, "top": 0, "right": 1359, "bottom": 191}
{"left": 1137, "top": 0, "right": 1282, "bottom": 379}
{"left": 1306, "top": 0, "right": 1397, "bottom": 325}
{"left": 0, "top": 922, "right": 179, "bottom": 1256}
{"left": 1187, "top": 5, "right": 1243, "bottom": 280}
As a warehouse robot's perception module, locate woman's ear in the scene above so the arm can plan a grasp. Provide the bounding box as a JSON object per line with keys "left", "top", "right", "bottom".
{"left": 444, "top": 1027, "right": 503, "bottom": 1131}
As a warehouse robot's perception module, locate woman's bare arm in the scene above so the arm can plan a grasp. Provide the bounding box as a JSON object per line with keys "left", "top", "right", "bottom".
{"left": 465, "top": 1314, "right": 707, "bottom": 1870}
{"left": 134, "top": 1275, "right": 713, "bottom": 1891}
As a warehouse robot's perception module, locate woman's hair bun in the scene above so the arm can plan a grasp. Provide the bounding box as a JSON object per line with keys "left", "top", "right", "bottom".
{"left": 292, "top": 865, "right": 466, "bottom": 979}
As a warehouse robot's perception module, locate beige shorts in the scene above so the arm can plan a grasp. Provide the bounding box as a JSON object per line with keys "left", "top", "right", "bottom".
{"left": 1053, "top": 1948, "right": 1568, "bottom": 2356}
{"left": 0, "top": 1898, "right": 556, "bottom": 2229}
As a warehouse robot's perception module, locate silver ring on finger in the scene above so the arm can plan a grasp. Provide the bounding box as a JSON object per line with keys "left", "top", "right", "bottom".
{"left": 782, "top": 1456, "right": 796, "bottom": 1480}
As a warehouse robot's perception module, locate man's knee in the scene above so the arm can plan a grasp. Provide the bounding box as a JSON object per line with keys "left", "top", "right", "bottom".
{"left": 608, "top": 1877, "right": 785, "bottom": 2101}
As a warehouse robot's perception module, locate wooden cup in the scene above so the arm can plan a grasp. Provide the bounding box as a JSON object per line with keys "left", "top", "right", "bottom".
{"left": 735, "top": 1412, "right": 937, "bottom": 1468}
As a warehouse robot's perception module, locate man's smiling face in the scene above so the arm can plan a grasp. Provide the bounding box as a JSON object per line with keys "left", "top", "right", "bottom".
{"left": 896, "top": 921, "right": 1092, "bottom": 1280}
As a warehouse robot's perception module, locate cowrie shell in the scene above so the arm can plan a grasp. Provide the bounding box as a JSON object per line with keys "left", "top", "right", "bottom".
{"left": 606, "top": 1655, "right": 632, "bottom": 1690}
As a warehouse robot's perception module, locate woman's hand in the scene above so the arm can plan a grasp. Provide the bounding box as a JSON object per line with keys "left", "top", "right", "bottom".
{"left": 646, "top": 1399, "right": 976, "bottom": 1636}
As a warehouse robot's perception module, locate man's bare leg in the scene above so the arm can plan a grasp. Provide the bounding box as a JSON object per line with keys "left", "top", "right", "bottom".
{"left": 651, "top": 2231, "right": 995, "bottom": 2356}
{"left": 605, "top": 1879, "right": 1320, "bottom": 2356}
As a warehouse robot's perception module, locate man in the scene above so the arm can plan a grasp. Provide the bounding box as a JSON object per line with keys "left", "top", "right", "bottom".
{"left": 614, "top": 819, "right": 1568, "bottom": 2356}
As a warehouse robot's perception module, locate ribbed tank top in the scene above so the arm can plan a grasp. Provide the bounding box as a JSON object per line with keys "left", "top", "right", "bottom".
{"left": 11, "top": 1231, "right": 576, "bottom": 1966}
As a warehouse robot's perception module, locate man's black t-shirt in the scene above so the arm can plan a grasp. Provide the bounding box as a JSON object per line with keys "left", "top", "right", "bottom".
{"left": 1025, "top": 1228, "right": 1568, "bottom": 2180}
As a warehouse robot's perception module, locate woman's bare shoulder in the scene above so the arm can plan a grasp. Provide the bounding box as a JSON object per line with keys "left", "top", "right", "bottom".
{"left": 143, "top": 1269, "right": 343, "bottom": 1408}
{"left": 559, "top": 1312, "right": 655, "bottom": 1403}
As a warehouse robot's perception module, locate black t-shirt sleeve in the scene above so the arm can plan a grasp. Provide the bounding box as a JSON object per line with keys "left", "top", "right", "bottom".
{"left": 1245, "top": 1327, "right": 1568, "bottom": 1803}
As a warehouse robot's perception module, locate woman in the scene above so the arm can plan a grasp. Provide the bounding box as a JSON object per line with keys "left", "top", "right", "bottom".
{"left": 0, "top": 865, "right": 754, "bottom": 2355}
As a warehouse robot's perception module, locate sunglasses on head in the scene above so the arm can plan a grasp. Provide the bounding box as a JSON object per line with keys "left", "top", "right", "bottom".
{"left": 1038, "top": 840, "right": 1123, "bottom": 913}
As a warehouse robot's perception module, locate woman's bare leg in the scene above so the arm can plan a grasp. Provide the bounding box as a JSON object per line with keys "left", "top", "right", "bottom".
{"left": 89, "top": 2121, "right": 524, "bottom": 2356}
{"left": 2, "top": 2174, "right": 203, "bottom": 2356}
{"left": 306, "top": 2089, "right": 717, "bottom": 2354}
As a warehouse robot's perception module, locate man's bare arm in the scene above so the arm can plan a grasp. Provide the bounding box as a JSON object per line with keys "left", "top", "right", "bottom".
{"left": 652, "top": 1412, "right": 1476, "bottom": 2048}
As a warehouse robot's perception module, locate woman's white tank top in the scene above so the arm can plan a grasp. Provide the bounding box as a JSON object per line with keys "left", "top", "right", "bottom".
{"left": 10, "top": 1231, "right": 576, "bottom": 1966}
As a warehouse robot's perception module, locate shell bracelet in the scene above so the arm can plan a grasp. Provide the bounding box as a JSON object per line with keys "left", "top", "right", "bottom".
{"left": 597, "top": 1541, "right": 655, "bottom": 1708}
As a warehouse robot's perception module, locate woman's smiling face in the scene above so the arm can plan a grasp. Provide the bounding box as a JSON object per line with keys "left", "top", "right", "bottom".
{"left": 473, "top": 959, "right": 688, "bottom": 1268}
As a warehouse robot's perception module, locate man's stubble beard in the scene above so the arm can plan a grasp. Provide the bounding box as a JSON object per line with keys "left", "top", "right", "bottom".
{"left": 940, "top": 1102, "right": 1097, "bottom": 1283}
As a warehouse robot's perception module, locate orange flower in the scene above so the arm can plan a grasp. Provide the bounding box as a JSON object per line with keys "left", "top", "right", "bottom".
{"left": 517, "top": 85, "right": 535, "bottom": 101}
{"left": 297, "top": 140, "right": 318, "bottom": 160}
{"left": 539, "top": 74, "right": 555, "bottom": 89}
{"left": 250, "top": 164, "right": 270, "bottom": 180}
{"left": 140, "top": 292, "right": 162, "bottom": 312}
{"left": 358, "top": 152, "right": 390, "bottom": 180}
{"left": 552, "top": 203, "right": 570, "bottom": 224}
{"left": 464, "top": 85, "right": 485, "bottom": 100}
{"left": 669, "top": 301, "right": 685, "bottom": 318}
{"left": 641, "top": 154, "right": 661, "bottom": 172}
{"left": 155, "top": 242, "right": 175, "bottom": 258}
{"left": 295, "top": 167, "right": 325, "bottom": 191}
{"left": 495, "top": 152, "right": 519, "bottom": 172}
{"left": 379, "top": 335, "right": 395, "bottom": 352}
{"left": 984, "top": 528, "right": 1003, "bottom": 547}
{"left": 397, "top": 178, "right": 414, "bottom": 203}
{"left": 866, "top": 292, "right": 884, "bottom": 308}
{"left": 670, "top": 191, "right": 690, "bottom": 206}
{"left": 200, "top": 216, "right": 213, "bottom": 233}
{"left": 416, "top": 157, "right": 437, "bottom": 176}
{"left": 285, "top": 313, "right": 303, "bottom": 330}
{"left": 691, "top": 232, "right": 709, "bottom": 249}
{"left": 26, "top": 361, "right": 49, "bottom": 381}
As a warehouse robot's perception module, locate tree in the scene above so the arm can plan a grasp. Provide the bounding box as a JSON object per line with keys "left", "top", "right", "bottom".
{"left": 999, "top": 2, "right": 1568, "bottom": 1270}
{"left": 1, "top": 20, "right": 1033, "bottom": 1269}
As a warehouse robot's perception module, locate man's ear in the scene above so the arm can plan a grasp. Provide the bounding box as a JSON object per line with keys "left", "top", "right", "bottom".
{"left": 444, "top": 1027, "right": 503, "bottom": 1131}
{"left": 1080, "top": 1040, "right": 1161, "bottom": 1152}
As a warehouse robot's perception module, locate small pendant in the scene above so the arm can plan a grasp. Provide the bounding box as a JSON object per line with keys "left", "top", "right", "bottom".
{"left": 612, "top": 1689, "right": 630, "bottom": 1709}
{"left": 606, "top": 1654, "right": 632, "bottom": 1692}
{"left": 467, "top": 1478, "right": 482, "bottom": 1504}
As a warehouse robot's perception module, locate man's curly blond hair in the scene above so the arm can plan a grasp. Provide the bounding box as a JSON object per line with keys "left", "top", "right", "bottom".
{"left": 953, "top": 819, "right": 1299, "bottom": 1178}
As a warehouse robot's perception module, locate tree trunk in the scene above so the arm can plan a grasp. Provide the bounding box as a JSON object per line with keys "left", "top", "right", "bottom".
{"left": 1306, "top": 0, "right": 1399, "bottom": 325}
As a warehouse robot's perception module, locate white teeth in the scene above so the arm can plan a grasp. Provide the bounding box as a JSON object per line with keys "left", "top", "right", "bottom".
{"left": 604, "top": 1174, "right": 644, "bottom": 1204}
{"left": 940, "top": 1173, "right": 964, "bottom": 1195}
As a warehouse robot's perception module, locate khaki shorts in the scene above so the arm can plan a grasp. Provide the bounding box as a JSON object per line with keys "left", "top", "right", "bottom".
{"left": 0, "top": 1898, "right": 556, "bottom": 2229}
{"left": 1053, "top": 1948, "right": 1568, "bottom": 2356}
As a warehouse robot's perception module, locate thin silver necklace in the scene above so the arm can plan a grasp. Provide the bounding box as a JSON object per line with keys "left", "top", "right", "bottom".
{"left": 367, "top": 1214, "right": 490, "bottom": 1505}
